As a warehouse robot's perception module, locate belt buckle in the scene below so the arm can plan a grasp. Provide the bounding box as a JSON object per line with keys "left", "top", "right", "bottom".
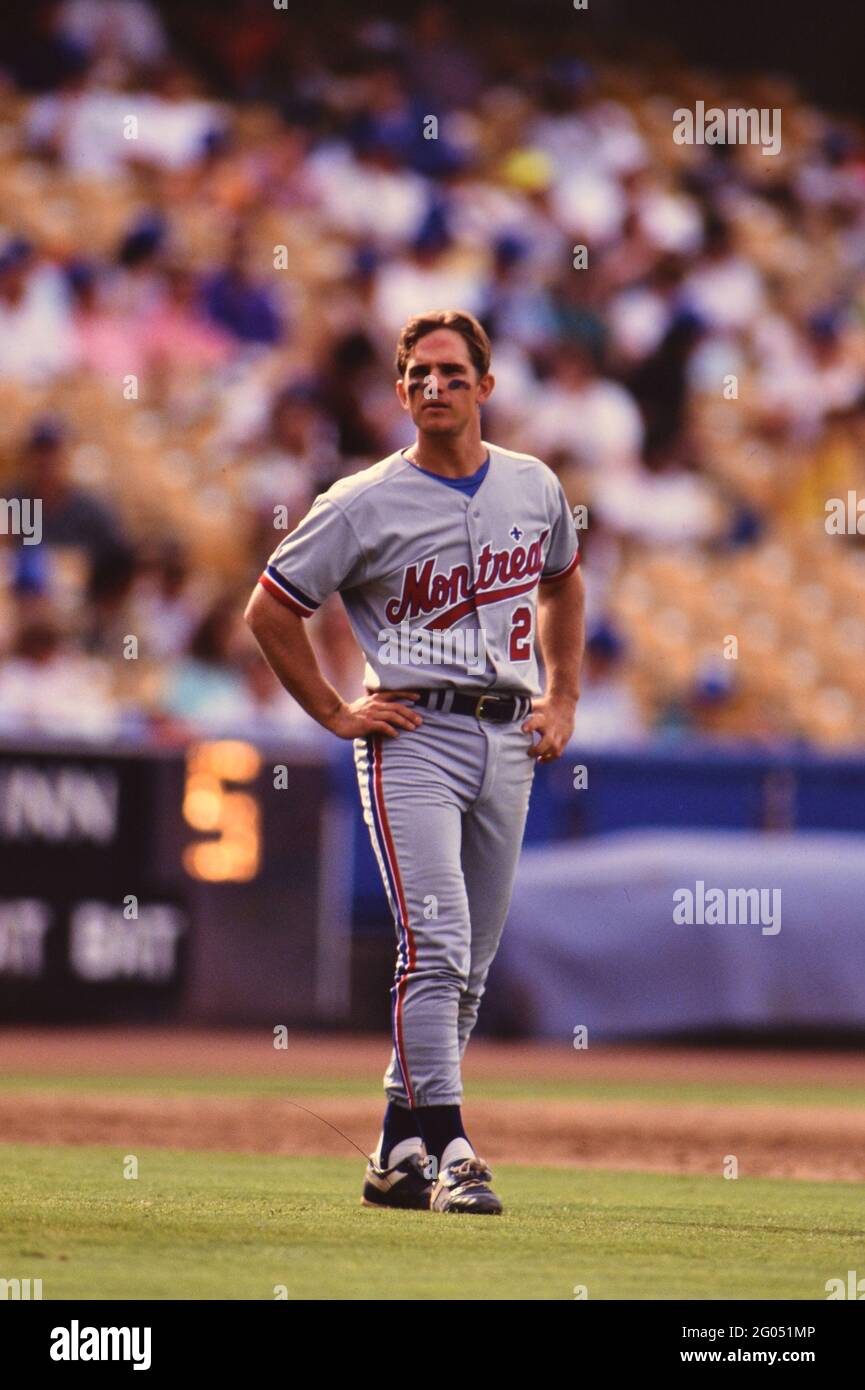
{"left": 475, "top": 693, "right": 513, "bottom": 721}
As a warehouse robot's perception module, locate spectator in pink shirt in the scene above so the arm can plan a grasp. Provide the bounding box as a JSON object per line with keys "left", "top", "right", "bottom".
{"left": 69, "top": 261, "right": 146, "bottom": 380}
{"left": 142, "top": 264, "right": 234, "bottom": 375}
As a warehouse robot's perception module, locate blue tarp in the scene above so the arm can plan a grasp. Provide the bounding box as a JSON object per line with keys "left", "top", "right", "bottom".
{"left": 496, "top": 829, "right": 865, "bottom": 1039}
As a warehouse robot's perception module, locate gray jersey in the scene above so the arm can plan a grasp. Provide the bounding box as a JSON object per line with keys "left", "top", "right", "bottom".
{"left": 259, "top": 442, "right": 579, "bottom": 696}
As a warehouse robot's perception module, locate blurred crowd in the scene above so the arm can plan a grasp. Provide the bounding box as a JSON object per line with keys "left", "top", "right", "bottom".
{"left": 2, "top": 0, "right": 865, "bottom": 747}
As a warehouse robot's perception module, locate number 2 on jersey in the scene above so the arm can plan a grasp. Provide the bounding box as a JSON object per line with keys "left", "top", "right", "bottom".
{"left": 509, "top": 606, "right": 533, "bottom": 661}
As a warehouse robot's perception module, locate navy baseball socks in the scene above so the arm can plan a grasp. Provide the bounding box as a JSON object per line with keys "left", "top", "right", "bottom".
{"left": 362, "top": 1102, "right": 502, "bottom": 1214}
{"left": 413, "top": 1104, "right": 473, "bottom": 1170}
{"left": 417, "top": 1105, "right": 503, "bottom": 1215}
{"left": 361, "top": 1102, "right": 431, "bottom": 1210}
{"left": 377, "top": 1100, "right": 424, "bottom": 1168}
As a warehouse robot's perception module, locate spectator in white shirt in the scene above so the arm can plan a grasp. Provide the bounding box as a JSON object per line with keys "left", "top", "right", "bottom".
{"left": 681, "top": 215, "right": 764, "bottom": 333}
{"left": 531, "top": 342, "right": 644, "bottom": 470}
{"left": 0, "top": 240, "right": 77, "bottom": 383}
{"left": 569, "top": 623, "right": 645, "bottom": 748}
{"left": 0, "top": 614, "right": 119, "bottom": 740}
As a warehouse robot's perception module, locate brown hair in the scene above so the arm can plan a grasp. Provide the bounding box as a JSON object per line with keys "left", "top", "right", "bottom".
{"left": 394, "top": 310, "right": 492, "bottom": 378}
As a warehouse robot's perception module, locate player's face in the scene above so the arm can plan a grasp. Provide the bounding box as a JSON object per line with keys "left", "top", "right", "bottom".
{"left": 396, "top": 328, "right": 494, "bottom": 435}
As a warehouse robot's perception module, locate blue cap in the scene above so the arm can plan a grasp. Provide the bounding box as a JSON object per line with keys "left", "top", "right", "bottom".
{"left": 587, "top": 621, "right": 624, "bottom": 660}
{"left": 28, "top": 414, "right": 65, "bottom": 449}
{"left": 0, "top": 237, "right": 33, "bottom": 273}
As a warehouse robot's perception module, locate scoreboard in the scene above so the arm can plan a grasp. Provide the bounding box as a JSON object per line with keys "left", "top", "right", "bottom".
{"left": 0, "top": 739, "right": 351, "bottom": 1024}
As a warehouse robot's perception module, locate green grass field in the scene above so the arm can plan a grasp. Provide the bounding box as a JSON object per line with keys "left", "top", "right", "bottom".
{"left": 1, "top": 1143, "right": 861, "bottom": 1300}
{"left": 3, "top": 1062, "right": 861, "bottom": 1301}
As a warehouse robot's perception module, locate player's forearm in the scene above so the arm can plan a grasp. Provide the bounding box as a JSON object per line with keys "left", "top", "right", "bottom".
{"left": 537, "top": 567, "right": 585, "bottom": 703}
{"left": 244, "top": 586, "right": 344, "bottom": 729}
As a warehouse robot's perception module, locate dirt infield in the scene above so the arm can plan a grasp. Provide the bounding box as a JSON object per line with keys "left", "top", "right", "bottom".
{"left": 4, "top": 1091, "right": 865, "bottom": 1181}
{"left": 2, "top": 1029, "right": 864, "bottom": 1181}
{"left": 4, "top": 1027, "right": 865, "bottom": 1083}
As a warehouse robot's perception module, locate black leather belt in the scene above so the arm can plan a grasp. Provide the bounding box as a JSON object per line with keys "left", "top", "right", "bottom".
{"left": 412, "top": 689, "right": 532, "bottom": 723}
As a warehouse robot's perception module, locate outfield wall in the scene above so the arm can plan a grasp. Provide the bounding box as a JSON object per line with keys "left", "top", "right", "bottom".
{"left": 1, "top": 738, "right": 863, "bottom": 1032}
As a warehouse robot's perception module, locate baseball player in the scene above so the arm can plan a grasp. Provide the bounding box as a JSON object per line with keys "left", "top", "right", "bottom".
{"left": 245, "top": 310, "right": 584, "bottom": 1215}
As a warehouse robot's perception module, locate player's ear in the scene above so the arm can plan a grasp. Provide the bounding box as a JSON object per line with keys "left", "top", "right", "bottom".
{"left": 476, "top": 372, "right": 495, "bottom": 404}
{"left": 395, "top": 377, "right": 410, "bottom": 410}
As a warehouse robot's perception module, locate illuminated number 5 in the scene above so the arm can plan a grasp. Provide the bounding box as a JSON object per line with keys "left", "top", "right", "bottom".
{"left": 183, "top": 741, "right": 262, "bottom": 882}
{"left": 509, "top": 606, "right": 533, "bottom": 661}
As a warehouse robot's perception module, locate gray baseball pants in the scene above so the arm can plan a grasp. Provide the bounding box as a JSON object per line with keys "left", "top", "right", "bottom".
{"left": 354, "top": 707, "right": 535, "bottom": 1108}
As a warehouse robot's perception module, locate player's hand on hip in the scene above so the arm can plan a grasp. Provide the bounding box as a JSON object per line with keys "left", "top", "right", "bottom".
{"left": 521, "top": 693, "right": 577, "bottom": 761}
{"left": 327, "top": 690, "right": 423, "bottom": 740}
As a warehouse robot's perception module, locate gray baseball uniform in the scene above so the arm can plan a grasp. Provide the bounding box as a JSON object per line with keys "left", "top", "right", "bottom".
{"left": 260, "top": 442, "right": 579, "bottom": 1106}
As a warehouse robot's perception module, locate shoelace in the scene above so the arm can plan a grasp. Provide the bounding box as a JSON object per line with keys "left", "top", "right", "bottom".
{"left": 448, "top": 1157, "right": 493, "bottom": 1184}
